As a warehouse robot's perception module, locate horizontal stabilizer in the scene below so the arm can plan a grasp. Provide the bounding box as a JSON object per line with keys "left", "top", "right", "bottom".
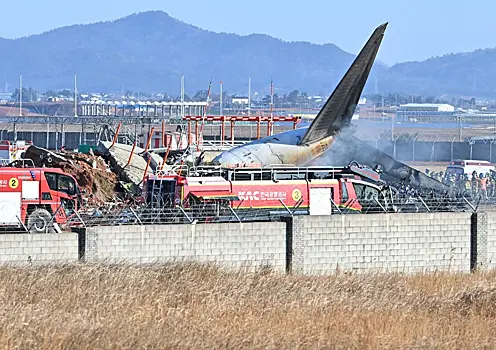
{"left": 299, "top": 23, "right": 387, "bottom": 145}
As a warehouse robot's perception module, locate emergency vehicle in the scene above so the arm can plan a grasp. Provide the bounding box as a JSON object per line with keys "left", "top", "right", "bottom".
{"left": 0, "top": 160, "right": 81, "bottom": 233}
{"left": 445, "top": 160, "right": 495, "bottom": 178}
{"left": 0, "top": 140, "right": 33, "bottom": 164}
{"left": 143, "top": 163, "right": 391, "bottom": 218}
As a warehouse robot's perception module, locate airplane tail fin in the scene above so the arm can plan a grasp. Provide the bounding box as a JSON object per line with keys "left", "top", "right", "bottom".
{"left": 299, "top": 23, "right": 387, "bottom": 145}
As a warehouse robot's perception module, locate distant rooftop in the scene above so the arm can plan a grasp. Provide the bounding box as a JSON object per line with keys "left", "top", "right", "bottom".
{"left": 400, "top": 103, "right": 453, "bottom": 108}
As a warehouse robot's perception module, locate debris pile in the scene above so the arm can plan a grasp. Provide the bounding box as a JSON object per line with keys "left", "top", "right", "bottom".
{"left": 98, "top": 141, "right": 166, "bottom": 186}
{"left": 23, "top": 145, "right": 121, "bottom": 205}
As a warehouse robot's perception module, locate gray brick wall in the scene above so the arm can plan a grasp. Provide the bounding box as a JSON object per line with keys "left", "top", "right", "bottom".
{"left": 486, "top": 212, "right": 496, "bottom": 268}
{"left": 0, "top": 234, "right": 78, "bottom": 263}
{"left": 84, "top": 222, "right": 286, "bottom": 271}
{"left": 294, "top": 213, "right": 472, "bottom": 274}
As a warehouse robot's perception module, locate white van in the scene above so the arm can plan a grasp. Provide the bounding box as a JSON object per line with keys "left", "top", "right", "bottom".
{"left": 445, "top": 160, "right": 495, "bottom": 179}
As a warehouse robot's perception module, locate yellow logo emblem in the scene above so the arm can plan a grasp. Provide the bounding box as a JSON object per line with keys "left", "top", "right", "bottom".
{"left": 8, "top": 178, "right": 19, "bottom": 189}
{"left": 292, "top": 189, "right": 302, "bottom": 201}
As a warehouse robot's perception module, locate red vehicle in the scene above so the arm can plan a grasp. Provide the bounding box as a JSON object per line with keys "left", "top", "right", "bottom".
{"left": 144, "top": 163, "right": 390, "bottom": 216}
{"left": 0, "top": 161, "right": 81, "bottom": 233}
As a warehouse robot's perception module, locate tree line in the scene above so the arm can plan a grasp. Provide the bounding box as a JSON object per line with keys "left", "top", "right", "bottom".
{"left": 6, "top": 87, "right": 485, "bottom": 110}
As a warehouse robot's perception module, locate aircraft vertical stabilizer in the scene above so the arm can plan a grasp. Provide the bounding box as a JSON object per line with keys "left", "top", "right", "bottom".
{"left": 299, "top": 23, "right": 387, "bottom": 145}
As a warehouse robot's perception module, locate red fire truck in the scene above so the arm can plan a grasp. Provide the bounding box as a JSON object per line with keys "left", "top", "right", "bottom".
{"left": 0, "top": 161, "right": 81, "bottom": 233}
{"left": 143, "top": 163, "right": 391, "bottom": 217}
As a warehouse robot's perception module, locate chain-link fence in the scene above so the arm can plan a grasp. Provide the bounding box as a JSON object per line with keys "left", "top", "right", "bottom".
{"left": 364, "top": 132, "right": 496, "bottom": 163}
{"left": 0, "top": 199, "right": 489, "bottom": 235}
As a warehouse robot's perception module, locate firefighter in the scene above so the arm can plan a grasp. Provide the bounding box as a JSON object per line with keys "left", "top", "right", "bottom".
{"left": 463, "top": 174, "right": 472, "bottom": 196}
{"left": 425, "top": 168, "right": 431, "bottom": 177}
{"left": 448, "top": 174, "right": 456, "bottom": 187}
{"left": 486, "top": 172, "right": 493, "bottom": 198}
{"left": 491, "top": 172, "right": 496, "bottom": 197}
{"left": 471, "top": 171, "right": 479, "bottom": 198}
{"left": 478, "top": 173, "right": 488, "bottom": 200}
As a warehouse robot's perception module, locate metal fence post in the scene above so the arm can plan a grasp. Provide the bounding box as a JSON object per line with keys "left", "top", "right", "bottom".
{"left": 412, "top": 136, "right": 418, "bottom": 161}
{"left": 450, "top": 137, "right": 456, "bottom": 161}
{"left": 490, "top": 140, "right": 494, "bottom": 162}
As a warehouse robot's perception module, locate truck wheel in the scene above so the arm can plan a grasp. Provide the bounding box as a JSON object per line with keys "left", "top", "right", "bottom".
{"left": 27, "top": 209, "right": 55, "bottom": 234}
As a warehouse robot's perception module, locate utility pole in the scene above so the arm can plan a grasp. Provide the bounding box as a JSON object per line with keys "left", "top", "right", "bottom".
{"left": 220, "top": 81, "right": 223, "bottom": 116}
{"left": 74, "top": 74, "right": 78, "bottom": 117}
{"left": 248, "top": 77, "right": 251, "bottom": 116}
{"left": 270, "top": 79, "right": 274, "bottom": 115}
{"left": 180, "top": 75, "right": 185, "bottom": 118}
{"left": 269, "top": 79, "right": 274, "bottom": 136}
{"left": 19, "top": 74, "right": 22, "bottom": 117}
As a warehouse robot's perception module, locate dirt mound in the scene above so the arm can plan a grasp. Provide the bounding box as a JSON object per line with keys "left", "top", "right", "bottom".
{"left": 23, "top": 146, "right": 120, "bottom": 204}
{"left": 59, "top": 153, "right": 119, "bottom": 204}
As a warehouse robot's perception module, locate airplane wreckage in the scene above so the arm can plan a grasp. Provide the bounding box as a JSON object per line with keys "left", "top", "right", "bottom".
{"left": 211, "top": 23, "right": 467, "bottom": 210}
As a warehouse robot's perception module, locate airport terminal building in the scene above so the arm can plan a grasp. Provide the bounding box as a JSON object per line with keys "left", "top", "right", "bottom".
{"left": 396, "top": 103, "right": 456, "bottom": 122}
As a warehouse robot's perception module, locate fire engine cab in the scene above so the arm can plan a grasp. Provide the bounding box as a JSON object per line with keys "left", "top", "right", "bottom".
{"left": 143, "top": 163, "right": 391, "bottom": 218}
{"left": 0, "top": 160, "right": 81, "bottom": 233}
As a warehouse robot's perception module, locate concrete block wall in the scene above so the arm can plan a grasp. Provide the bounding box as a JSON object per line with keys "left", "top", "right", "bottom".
{"left": 0, "top": 234, "right": 79, "bottom": 263}
{"left": 485, "top": 212, "right": 496, "bottom": 268}
{"left": 0, "top": 212, "right": 492, "bottom": 273}
{"left": 291, "top": 213, "right": 472, "bottom": 274}
{"left": 83, "top": 222, "right": 287, "bottom": 271}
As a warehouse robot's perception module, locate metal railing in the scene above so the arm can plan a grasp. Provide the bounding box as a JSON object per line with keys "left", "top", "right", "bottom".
{"left": 200, "top": 140, "right": 247, "bottom": 151}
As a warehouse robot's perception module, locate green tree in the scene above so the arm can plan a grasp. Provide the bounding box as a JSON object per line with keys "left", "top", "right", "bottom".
{"left": 44, "top": 90, "right": 58, "bottom": 97}
{"left": 300, "top": 92, "right": 309, "bottom": 103}
{"left": 288, "top": 89, "right": 300, "bottom": 103}
{"left": 11, "top": 87, "right": 39, "bottom": 102}
{"left": 193, "top": 90, "right": 208, "bottom": 101}
{"left": 60, "top": 89, "right": 73, "bottom": 98}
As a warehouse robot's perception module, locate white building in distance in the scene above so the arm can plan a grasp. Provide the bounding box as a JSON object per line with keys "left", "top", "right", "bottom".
{"left": 397, "top": 103, "right": 456, "bottom": 122}
{"left": 232, "top": 96, "right": 249, "bottom": 104}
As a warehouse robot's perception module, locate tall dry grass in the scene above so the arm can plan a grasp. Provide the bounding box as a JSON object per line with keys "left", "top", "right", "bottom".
{"left": 0, "top": 263, "right": 495, "bottom": 349}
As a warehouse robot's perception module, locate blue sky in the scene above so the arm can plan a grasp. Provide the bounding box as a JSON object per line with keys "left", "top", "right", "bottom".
{"left": 1, "top": 0, "right": 494, "bottom": 65}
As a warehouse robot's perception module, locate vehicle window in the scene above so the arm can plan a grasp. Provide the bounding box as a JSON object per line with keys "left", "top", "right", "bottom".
{"left": 261, "top": 171, "right": 272, "bottom": 180}
{"left": 354, "top": 183, "right": 380, "bottom": 201}
{"left": 45, "top": 173, "right": 57, "bottom": 191}
{"left": 274, "top": 173, "right": 292, "bottom": 180}
{"left": 57, "top": 175, "right": 76, "bottom": 196}
{"left": 309, "top": 171, "right": 327, "bottom": 179}
{"left": 341, "top": 181, "right": 348, "bottom": 203}
{"left": 274, "top": 173, "right": 306, "bottom": 180}
{"left": 446, "top": 167, "right": 463, "bottom": 176}
{"left": 233, "top": 173, "right": 252, "bottom": 181}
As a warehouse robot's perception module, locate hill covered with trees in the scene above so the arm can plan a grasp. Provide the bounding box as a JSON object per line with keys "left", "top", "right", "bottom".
{"left": 1, "top": 11, "right": 496, "bottom": 98}
{"left": 0, "top": 11, "right": 366, "bottom": 95}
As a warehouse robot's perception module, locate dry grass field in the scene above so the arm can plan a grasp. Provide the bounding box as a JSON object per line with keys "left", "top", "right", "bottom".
{"left": 0, "top": 263, "right": 496, "bottom": 349}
